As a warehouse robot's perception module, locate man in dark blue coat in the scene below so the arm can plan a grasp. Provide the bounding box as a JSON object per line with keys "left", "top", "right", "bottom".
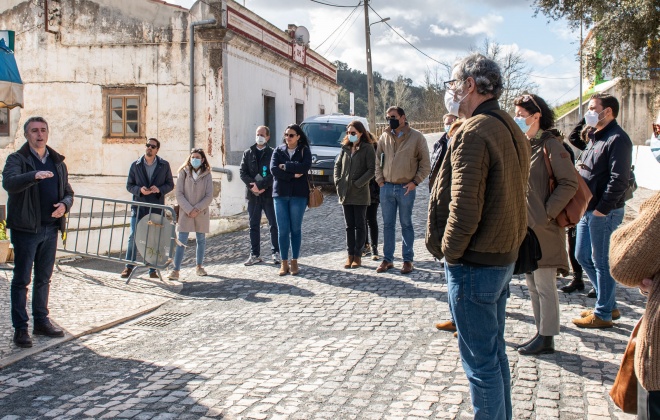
{"left": 2, "top": 116, "right": 74, "bottom": 348}
{"left": 240, "top": 125, "right": 279, "bottom": 266}
{"left": 572, "top": 93, "right": 632, "bottom": 328}
{"left": 120, "top": 138, "right": 174, "bottom": 278}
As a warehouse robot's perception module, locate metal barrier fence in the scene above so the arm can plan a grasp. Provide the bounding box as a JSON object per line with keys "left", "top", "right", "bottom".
{"left": 58, "top": 195, "right": 177, "bottom": 284}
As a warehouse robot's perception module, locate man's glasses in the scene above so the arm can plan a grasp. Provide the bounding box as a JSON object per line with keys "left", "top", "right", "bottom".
{"left": 385, "top": 116, "right": 398, "bottom": 121}
{"left": 347, "top": 131, "right": 358, "bottom": 135}
{"left": 521, "top": 94, "right": 542, "bottom": 117}
{"left": 443, "top": 79, "right": 462, "bottom": 91}
{"left": 285, "top": 133, "right": 297, "bottom": 138}
{"left": 145, "top": 143, "right": 158, "bottom": 149}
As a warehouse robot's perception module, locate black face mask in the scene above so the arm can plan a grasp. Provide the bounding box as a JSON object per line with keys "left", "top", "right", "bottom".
{"left": 389, "top": 118, "right": 400, "bottom": 130}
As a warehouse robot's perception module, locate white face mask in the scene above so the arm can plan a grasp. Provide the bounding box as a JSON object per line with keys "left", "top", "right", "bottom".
{"left": 584, "top": 109, "right": 604, "bottom": 127}
{"left": 256, "top": 135, "right": 267, "bottom": 145}
{"left": 444, "top": 88, "right": 468, "bottom": 118}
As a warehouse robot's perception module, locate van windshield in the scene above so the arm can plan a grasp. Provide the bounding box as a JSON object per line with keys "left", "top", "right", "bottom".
{"left": 301, "top": 123, "right": 346, "bottom": 147}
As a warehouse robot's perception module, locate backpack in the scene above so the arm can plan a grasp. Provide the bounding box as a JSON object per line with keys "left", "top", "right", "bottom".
{"left": 542, "top": 145, "right": 593, "bottom": 228}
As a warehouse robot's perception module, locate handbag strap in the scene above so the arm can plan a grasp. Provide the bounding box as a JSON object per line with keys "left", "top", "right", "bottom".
{"left": 484, "top": 110, "right": 519, "bottom": 160}
{"left": 304, "top": 147, "right": 317, "bottom": 190}
{"left": 542, "top": 144, "right": 557, "bottom": 193}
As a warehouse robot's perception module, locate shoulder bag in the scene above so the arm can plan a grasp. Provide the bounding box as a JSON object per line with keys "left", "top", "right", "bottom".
{"left": 542, "top": 145, "right": 593, "bottom": 228}
{"left": 484, "top": 111, "right": 542, "bottom": 275}
{"left": 610, "top": 317, "right": 641, "bottom": 414}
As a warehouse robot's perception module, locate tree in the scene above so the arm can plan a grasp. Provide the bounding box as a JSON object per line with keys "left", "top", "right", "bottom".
{"left": 473, "top": 40, "right": 539, "bottom": 113}
{"left": 393, "top": 75, "right": 413, "bottom": 114}
{"left": 419, "top": 67, "right": 445, "bottom": 122}
{"left": 533, "top": 0, "right": 659, "bottom": 85}
{"left": 376, "top": 79, "right": 391, "bottom": 118}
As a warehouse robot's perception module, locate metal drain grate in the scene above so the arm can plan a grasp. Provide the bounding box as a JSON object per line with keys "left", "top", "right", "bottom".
{"left": 132, "top": 312, "right": 191, "bottom": 328}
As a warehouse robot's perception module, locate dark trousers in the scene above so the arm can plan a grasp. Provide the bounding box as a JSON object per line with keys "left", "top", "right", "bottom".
{"left": 365, "top": 202, "right": 379, "bottom": 249}
{"left": 638, "top": 382, "right": 660, "bottom": 420}
{"left": 567, "top": 226, "right": 583, "bottom": 279}
{"left": 10, "top": 224, "right": 59, "bottom": 331}
{"left": 248, "top": 197, "right": 279, "bottom": 257}
{"left": 343, "top": 204, "right": 367, "bottom": 256}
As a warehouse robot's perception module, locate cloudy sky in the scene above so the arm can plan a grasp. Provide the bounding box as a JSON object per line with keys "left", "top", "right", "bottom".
{"left": 168, "top": 0, "right": 583, "bottom": 107}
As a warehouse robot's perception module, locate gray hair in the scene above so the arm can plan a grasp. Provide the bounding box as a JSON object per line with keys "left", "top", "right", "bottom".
{"left": 452, "top": 53, "right": 504, "bottom": 99}
{"left": 23, "top": 116, "right": 49, "bottom": 134}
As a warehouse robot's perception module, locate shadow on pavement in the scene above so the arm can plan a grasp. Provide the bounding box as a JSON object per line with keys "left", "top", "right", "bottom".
{"left": 178, "top": 277, "right": 315, "bottom": 302}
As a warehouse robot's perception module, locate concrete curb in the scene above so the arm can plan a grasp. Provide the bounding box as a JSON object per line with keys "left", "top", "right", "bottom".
{"left": 0, "top": 302, "right": 166, "bottom": 369}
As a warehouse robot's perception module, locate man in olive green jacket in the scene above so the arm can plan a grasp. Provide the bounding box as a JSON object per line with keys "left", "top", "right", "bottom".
{"left": 374, "top": 106, "right": 431, "bottom": 274}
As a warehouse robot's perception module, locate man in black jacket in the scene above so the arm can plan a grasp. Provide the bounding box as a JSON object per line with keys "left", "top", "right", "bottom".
{"left": 572, "top": 93, "right": 632, "bottom": 328}
{"left": 240, "top": 126, "right": 279, "bottom": 266}
{"left": 2, "top": 116, "right": 74, "bottom": 348}
{"left": 120, "top": 138, "right": 174, "bottom": 278}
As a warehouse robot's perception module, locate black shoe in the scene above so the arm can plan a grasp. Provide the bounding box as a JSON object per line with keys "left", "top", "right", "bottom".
{"left": 33, "top": 322, "right": 64, "bottom": 337}
{"left": 518, "top": 335, "right": 554, "bottom": 355}
{"left": 560, "top": 279, "right": 585, "bottom": 293}
{"left": 514, "top": 332, "right": 539, "bottom": 350}
{"left": 13, "top": 329, "right": 33, "bottom": 348}
{"left": 587, "top": 288, "right": 597, "bottom": 298}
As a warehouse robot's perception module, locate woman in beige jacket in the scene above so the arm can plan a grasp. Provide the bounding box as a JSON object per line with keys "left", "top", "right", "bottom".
{"left": 168, "top": 149, "right": 214, "bottom": 279}
{"left": 513, "top": 94, "right": 578, "bottom": 355}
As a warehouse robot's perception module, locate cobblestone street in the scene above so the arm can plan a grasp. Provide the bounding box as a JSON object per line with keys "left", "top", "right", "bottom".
{"left": 0, "top": 141, "right": 651, "bottom": 419}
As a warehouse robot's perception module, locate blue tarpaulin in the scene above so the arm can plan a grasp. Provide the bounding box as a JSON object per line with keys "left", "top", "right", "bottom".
{"left": 0, "top": 38, "right": 23, "bottom": 109}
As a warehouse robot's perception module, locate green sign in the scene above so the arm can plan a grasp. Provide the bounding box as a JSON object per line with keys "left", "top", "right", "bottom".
{"left": 0, "top": 31, "right": 15, "bottom": 51}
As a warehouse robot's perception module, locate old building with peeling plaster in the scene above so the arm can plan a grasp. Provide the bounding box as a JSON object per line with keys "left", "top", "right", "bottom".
{"left": 0, "top": 0, "right": 339, "bottom": 234}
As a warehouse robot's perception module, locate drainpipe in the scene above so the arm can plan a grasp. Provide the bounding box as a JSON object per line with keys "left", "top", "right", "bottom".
{"left": 190, "top": 18, "right": 216, "bottom": 151}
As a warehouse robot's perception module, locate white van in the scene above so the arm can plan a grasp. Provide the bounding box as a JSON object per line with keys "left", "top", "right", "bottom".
{"left": 300, "top": 114, "right": 369, "bottom": 185}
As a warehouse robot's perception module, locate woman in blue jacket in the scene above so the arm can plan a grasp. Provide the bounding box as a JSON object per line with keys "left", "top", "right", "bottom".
{"left": 270, "top": 124, "right": 312, "bottom": 276}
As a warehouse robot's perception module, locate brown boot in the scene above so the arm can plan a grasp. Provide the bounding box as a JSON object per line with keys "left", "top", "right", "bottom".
{"left": 572, "top": 313, "right": 613, "bottom": 328}
{"left": 344, "top": 255, "right": 354, "bottom": 269}
{"left": 290, "top": 259, "right": 299, "bottom": 275}
{"left": 435, "top": 320, "right": 457, "bottom": 332}
{"left": 279, "top": 260, "right": 289, "bottom": 276}
{"left": 351, "top": 255, "right": 361, "bottom": 268}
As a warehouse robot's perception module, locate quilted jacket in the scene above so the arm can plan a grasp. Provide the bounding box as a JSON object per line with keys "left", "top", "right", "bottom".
{"left": 426, "top": 98, "right": 531, "bottom": 266}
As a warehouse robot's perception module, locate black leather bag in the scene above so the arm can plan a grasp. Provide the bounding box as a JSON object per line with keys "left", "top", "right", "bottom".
{"left": 514, "top": 227, "right": 543, "bottom": 275}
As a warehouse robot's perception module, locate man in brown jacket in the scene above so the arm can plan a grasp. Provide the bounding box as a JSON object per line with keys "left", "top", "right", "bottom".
{"left": 426, "top": 53, "right": 530, "bottom": 420}
{"left": 374, "top": 106, "right": 430, "bottom": 274}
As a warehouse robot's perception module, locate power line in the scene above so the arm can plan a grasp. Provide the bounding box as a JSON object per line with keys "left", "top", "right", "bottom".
{"left": 549, "top": 80, "right": 582, "bottom": 106}
{"left": 314, "top": 4, "right": 361, "bottom": 50}
{"left": 310, "top": 0, "right": 361, "bottom": 7}
{"left": 520, "top": 71, "right": 579, "bottom": 80}
{"left": 368, "top": 5, "right": 443, "bottom": 65}
{"left": 325, "top": 7, "right": 363, "bottom": 56}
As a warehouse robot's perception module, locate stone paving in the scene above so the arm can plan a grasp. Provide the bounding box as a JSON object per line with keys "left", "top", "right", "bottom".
{"left": 0, "top": 134, "right": 653, "bottom": 419}
{"left": 0, "top": 260, "right": 183, "bottom": 367}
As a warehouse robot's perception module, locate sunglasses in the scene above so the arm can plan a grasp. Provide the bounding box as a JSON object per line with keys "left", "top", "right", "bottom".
{"left": 347, "top": 131, "right": 358, "bottom": 135}
{"left": 145, "top": 143, "right": 158, "bottom": 149}
{"left": 285, "top": 133, "right": 297, "bottom": 138}
{"left": 521, "top": 94, "right": 542, "bottom": 117}
{"left": 385, "top": 116, "right": 398, "bottom": 121}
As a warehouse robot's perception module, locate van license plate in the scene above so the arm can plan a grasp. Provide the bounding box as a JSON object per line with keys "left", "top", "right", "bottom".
{"left": 310, "top": 170, "right": 324, "bottom": 175}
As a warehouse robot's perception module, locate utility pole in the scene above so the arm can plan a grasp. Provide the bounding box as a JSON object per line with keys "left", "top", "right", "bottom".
{"left": 364, "top": 0, "right": 376, "bottom": 132}
{"left": 578, "top": 15, "right": 583, "bottom": 119}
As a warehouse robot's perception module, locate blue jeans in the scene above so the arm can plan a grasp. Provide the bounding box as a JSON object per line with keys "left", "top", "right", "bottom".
{"left": 575, "top": 208, "right": 625, "bottom": 321}
{"left": 273, "top": 196, "right": 307, "bottom": 261}
{"left": 247, "top": 197, "right": 278, "bottom": 257}
{"left": 173, "top": 231, "right": 207, "bottom": 270}
{"left": 380, "top": 183, "right": 416, "bottom": 263}
{"left": 447, "top": 262, "right": 514, "bottom": 420}
{"left": 10, "top": 224, "right": 59, "bottom": 330}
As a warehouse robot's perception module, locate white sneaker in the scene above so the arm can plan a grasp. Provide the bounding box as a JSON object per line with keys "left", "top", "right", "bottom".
{"left": 272, "top": 252, "right": 281, "bottom": 264}
{"left": 196, "top": 266, "right": 207, "bottom": 276}
{"left": 244, "top": 255, "right": 262, "bottom": 266}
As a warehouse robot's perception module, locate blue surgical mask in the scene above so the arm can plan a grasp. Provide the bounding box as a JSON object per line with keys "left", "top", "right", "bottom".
{"left": 444, "top": 125, "right": 451, "bottom": 133}
{"left": 191, "top": 158, "right": 202, "bottom": 169}
{"left": 514, "top": 116, "right": 531, "bottom": 134}
{"left": 348, "top": 134, "right": 359, "bottom": 143}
